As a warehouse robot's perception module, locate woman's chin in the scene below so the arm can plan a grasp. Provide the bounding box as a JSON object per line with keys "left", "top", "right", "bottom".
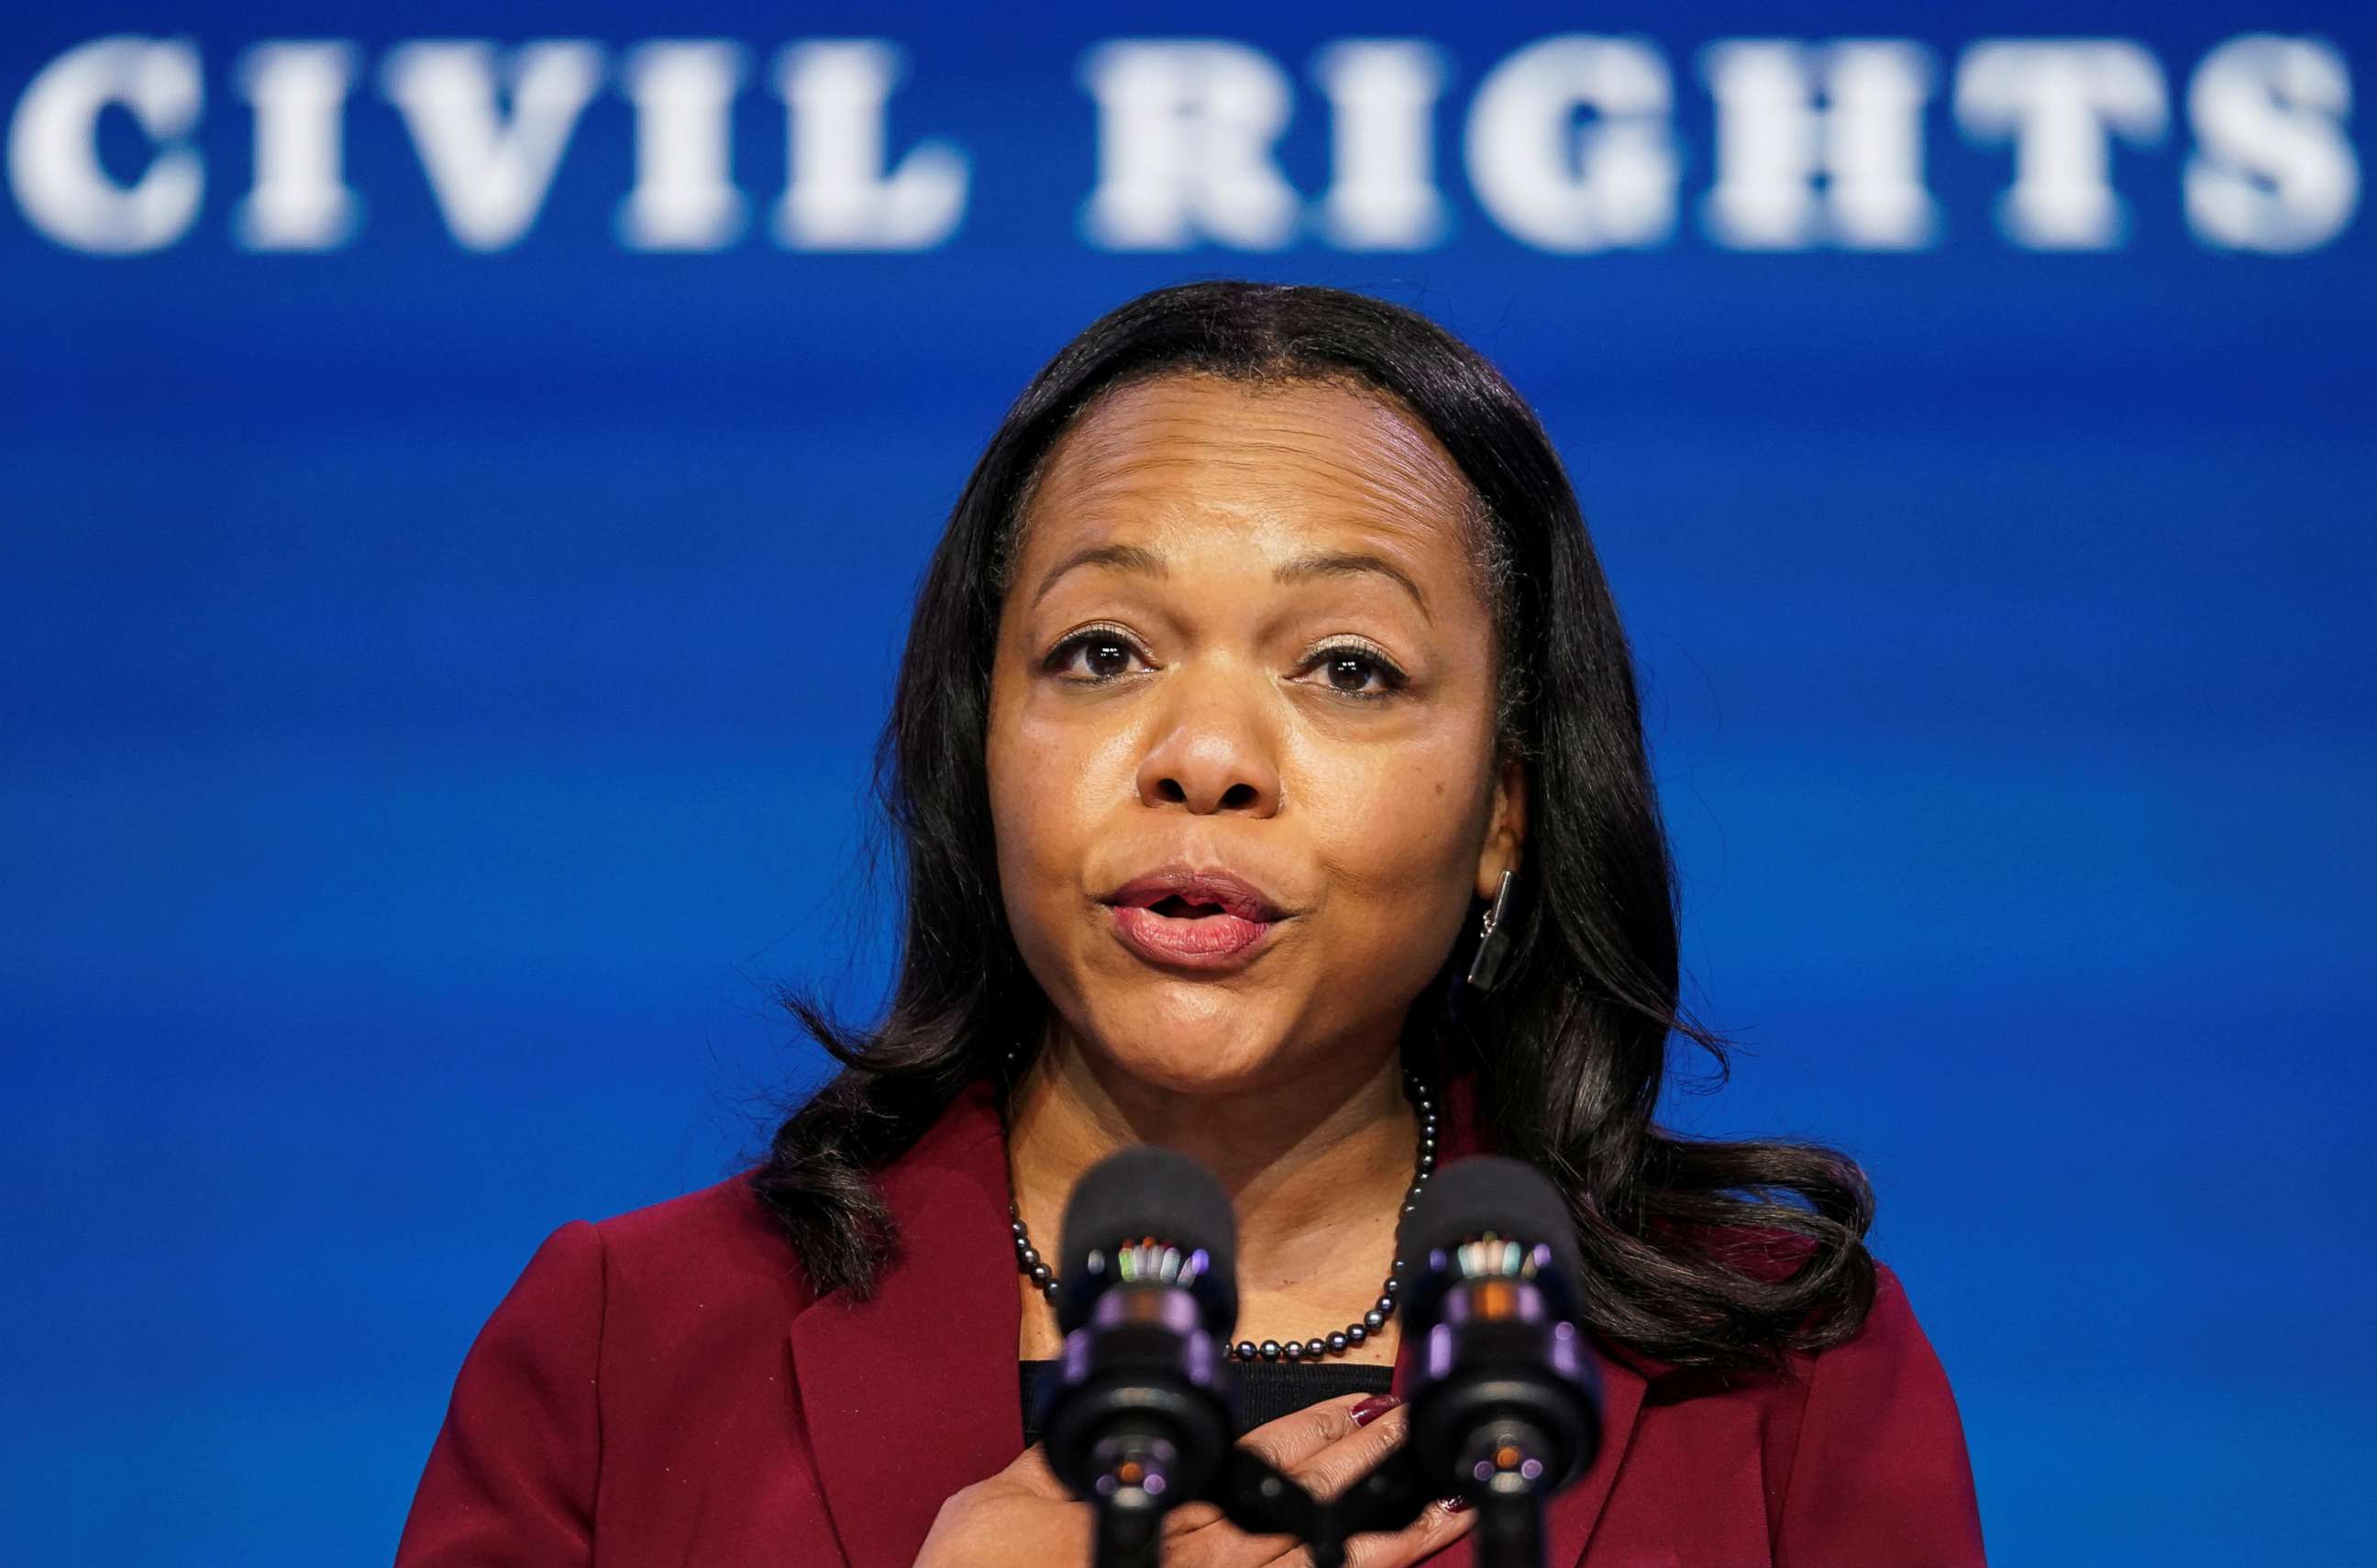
{"left": 1082, "top": 1035, "right": 1292, "bottom": 1099}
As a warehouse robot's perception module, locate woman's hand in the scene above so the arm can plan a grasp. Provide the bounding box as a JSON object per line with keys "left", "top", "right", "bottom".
{"left": 914, "top": 1392, "right": 1473, "bottom": 1567}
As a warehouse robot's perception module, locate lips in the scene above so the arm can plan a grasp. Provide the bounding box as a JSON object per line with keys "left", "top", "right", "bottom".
{"left": 1100, "top": 867, "right": 1290, "bottom": 969}
{"left": 1104, "top": 868, "right": 1287, "bottom": 923}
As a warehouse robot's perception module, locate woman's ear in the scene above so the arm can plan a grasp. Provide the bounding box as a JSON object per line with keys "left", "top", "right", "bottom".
{"left": 1476, "top": 752, "right": 1529, "bottom": 901}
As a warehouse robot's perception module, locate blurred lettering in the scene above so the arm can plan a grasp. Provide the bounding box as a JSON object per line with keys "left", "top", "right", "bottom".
{"left": 2185, "top": 34, "right": 2358, "bottom": 254}
{"left": 3, "top": 30, "right": 2361, "bottom": 258}
{"left": 8, "top": 35, "right": 205, "bottom": 254}
{"left": 380, "top": 39, "right": 604, "bottom": 251}
{"left": 619, "top": 40, "right": 746, "bottom": 251}
{"left": 1465, "top": 35, "right": 1676, "bottom": 253}
{"left": 1079, "top": 40, "right": 1299, "bottom": 249}
{"left": 1700, "top": 39, "right": 1939, "bottom": 249}
{"left": 1956, "top": 39, "right": 2168, "bottom": 248}
{"left": 773, "top": 40, "right": 966, "bottom": 250}
{"left": 235, "top": 41, "right": 359, "bottom": 250}
{"left": 1310, "top": 39, "right": 1448, "bottom": 250}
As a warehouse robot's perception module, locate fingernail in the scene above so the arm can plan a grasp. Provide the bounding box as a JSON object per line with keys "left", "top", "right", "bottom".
{"left": 1440, "top": 1494, "right": 1470, "bottom": 1514}
{"left": 1349, "top": 1394, "right": 1402, "bottom": 1427}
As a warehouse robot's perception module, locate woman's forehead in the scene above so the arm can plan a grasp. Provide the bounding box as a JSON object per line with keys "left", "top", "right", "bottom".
{"left": 1021, "top": 373, "right": 1479, "bottom": 560}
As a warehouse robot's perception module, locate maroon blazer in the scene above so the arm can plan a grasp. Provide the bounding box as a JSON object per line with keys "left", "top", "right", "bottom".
{"left": 396, "top": 1074, "right": 1985, "bottom": 1566}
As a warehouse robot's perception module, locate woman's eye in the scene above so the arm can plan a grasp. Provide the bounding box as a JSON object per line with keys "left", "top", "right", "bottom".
{"left": 1046, "top": 629, "right": 1151, "bottom": 682}
{"left": 1299, "top": 645, "right": 1407, "bottom": 700}
{"left": 1045, "top": 631, "right": 1404, "bottom": 698}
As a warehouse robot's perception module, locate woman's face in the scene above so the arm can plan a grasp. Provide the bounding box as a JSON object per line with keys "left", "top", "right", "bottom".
{"left": 986, "top": 371, "right": 1525, "bottom": 1097}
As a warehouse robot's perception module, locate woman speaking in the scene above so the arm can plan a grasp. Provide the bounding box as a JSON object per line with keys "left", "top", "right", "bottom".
{"left": 394, "top": 282, "right": 1985, "bottom": 1566}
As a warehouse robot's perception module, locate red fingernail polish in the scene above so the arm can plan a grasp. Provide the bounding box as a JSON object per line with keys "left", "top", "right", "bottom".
{"left": 1441, "top": 1494, "right": 1471, "bottom": 1514}
{"left": 1349, "top": 1394, "right": 1402, "bottom": 1427}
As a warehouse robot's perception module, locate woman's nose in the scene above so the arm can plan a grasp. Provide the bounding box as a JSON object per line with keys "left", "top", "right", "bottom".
{"left": 1133, "top": 675, "right": 1281, "bottom": 817}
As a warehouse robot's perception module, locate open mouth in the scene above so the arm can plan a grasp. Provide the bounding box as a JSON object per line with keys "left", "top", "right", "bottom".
{"left": 1106, "top": 891, "right": 1280, "bottom": 966}
{"left": 1146, "top": 894, "right": 1228, "bottom": 919}
{"left": 1099, "top": 866, "right": 1289, "bottom": 968}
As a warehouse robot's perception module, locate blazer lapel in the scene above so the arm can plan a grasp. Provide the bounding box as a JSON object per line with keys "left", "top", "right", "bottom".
{"left": 788, "top": 1080, "right": 1022, "bottom": 1568}
{"left": 1545, "top": 1348, "right": 1648, "bottom": 1564}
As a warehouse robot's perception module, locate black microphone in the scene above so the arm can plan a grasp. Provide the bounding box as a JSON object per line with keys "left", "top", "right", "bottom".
{"left": 1035, "top": 1146, "right": 1241, "bottom": 1568}
{"left": 1392, "top": 1154, "right": 1603, "bottom": 1568}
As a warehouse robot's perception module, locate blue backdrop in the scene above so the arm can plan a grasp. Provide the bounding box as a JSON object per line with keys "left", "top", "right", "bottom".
{"left": 4, "top": 4, "right": 2370, "bottom": 1564}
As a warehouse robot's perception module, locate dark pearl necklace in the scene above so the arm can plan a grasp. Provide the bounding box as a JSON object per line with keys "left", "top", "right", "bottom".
{"left": 1001, "top": 1049, "right": 1438, "bottom": 1364}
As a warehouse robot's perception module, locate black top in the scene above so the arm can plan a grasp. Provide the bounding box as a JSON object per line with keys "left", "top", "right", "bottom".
{"left": 1019, "top": 1357, "right": 1395, "bottom": 1445}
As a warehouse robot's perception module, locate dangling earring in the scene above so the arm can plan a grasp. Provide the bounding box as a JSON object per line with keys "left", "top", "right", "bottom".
{"left": 1464, "top": 869, "right": 1519, "bottom": 992}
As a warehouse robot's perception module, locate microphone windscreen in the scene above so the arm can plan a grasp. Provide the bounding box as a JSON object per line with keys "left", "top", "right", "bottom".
{"left": 1397, "top": 1154, "right": 1583, "bottom": 1285}
{"left": 1056, "top": 1145, "right": 1239, "bottom": 1331}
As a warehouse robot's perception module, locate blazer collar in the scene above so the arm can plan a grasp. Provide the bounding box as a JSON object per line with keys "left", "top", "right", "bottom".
{"left": 786, "top": 1069, "right": 1648, "bottom": 1568}
{"left": 787, "top": 1077, "right": 1021, "bottom": 1568}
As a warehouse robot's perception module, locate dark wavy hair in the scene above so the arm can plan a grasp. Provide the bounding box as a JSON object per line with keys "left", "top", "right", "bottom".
{"left": 754, "top": 280, "right": 1874, "bottom": 1373}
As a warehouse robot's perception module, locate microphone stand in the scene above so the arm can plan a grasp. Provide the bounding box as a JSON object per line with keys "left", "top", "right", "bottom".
{"left": 1089, "top": 1489, "right": 1161, "bottom": 1568}
{"left": 1458, "top": 1417, "right": 1559, "bottom": 1568}
{"left": 1080, "top": 1428, "right": 1172, "bottom": 1568}
{"left": 1474, "top": 1496, "right": 1548, "bottom": 1568}
{"left": 1086, "top": 1414, "right": 1563, "bottom": 1568}
{"left": 1084, "top": 1441, "right": 1325, "bottom": 1568}
{"left": 1320, "top": 1417, "right": 1563, "bottom": 1568}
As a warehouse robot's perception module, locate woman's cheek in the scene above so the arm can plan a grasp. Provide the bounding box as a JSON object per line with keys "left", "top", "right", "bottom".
{"left": 993, "top": 694, "right": 1121, "bottom": 925}
{"left": 1307, "top": 727, "right": 1481, "bottom": 863}
{"left": 1305, "top": 747, "right": 1486, "bottom": 946}
{"left": 987, "top": 705, "right": 1064, "bottom": 943}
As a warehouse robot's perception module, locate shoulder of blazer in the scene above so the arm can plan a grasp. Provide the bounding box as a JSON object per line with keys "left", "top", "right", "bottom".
{"left": 582, "top": 1078, "right": 1013, "bottom": 1323}
{"left": 589, "top": 1167, "right": 822, "bottom": 1318}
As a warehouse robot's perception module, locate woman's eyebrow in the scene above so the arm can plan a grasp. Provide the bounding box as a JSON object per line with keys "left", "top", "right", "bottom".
{"left": 1273, "top": 550, "right": 1432, "bottom": 623}
{"left": 1031, "top": 541, "right": 1166, "bottom": 607}
{"left": 1031, "top": 542, "right": 1432, "bottom": 624}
